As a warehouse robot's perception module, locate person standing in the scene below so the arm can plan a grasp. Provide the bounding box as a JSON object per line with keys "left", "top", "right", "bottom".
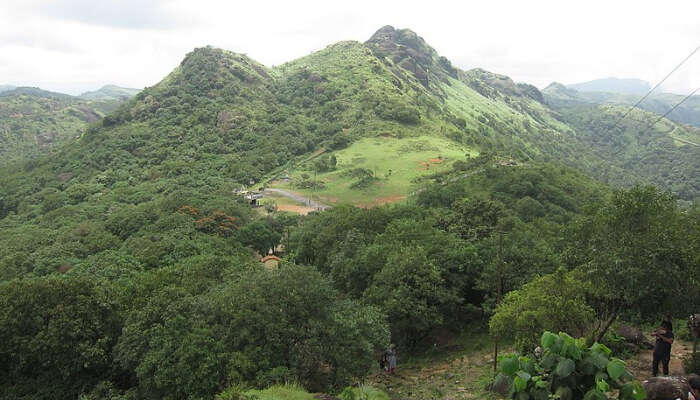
{"left": 387, "top": 345, "right": 397, "bottom": 374}
{"left": 651, "top": 320, "right": 674, "bottom": 376}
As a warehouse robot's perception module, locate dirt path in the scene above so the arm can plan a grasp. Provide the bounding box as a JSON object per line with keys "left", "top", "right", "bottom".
{"left": 626, "top": 338, "right": 694, "bottom": 380}
{"left": 263, "top": 188, "right": 331, "bottom": 211}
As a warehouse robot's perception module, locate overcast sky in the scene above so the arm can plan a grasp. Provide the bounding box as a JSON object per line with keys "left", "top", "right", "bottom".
{"left": 1, "top": 0, "right": 698, "bottom": 95}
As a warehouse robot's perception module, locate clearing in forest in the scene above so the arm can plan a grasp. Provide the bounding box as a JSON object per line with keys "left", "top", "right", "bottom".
{"left": 268, "top": 135, "right": 476, "bottom": 206}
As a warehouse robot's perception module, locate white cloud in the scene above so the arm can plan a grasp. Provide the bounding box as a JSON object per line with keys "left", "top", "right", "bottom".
{"left": 0, "top": 0, "right": 698, "bottom": 95}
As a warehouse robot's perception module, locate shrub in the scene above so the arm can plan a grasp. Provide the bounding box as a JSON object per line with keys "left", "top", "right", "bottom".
{"left": 683, "top": 353, "right": 700, "bottom": 374}
{"left": 490, "top": 269, "right": 594, "bottom": 352}
{"left": 339, "top": 385, "right": 390, "bottom": 400}
{"left": 494, "top": 331, "right": 647, "bottom": 400}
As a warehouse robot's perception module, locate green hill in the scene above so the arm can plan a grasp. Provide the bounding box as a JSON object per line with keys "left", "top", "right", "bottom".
{"left": 567, "top": 77, "right": 651, "bottom": 95}
{"left": 79, "top": 84, "right": 141, "bottom": 101}
{"left": 0, "top": 25, "right": 698, "bottom": 400}
{"left": 0, "top": 87, "right": 135, "bottom": 166}
{"left": 0, "top": 84, "right": 17, "bottom": 93}
{"left": 545, "top": 81, "right": 700, "bottom": 127}
{"left": 543, "top": 83, "right": 700, "bottom": 200}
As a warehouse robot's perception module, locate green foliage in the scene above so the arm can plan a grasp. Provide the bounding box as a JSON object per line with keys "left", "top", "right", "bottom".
{"left": 0, "top": 276, "right": 121, "bottom": 400}
{"left": 313, "top": 154, "right": 337, "bottom": 172}
{"left": 238, "top": 219, "right": 282, "bottom": 255}
{"left": 683, "top": 353, "right": 700, "bottom": 374}
{"left": 289, "top": 204, "right": 483, "bottom": 348}
{"left": 0, "top": 27, "right": 698, "bottom": 400}
{"left": 210, "top": 265, "right": 389, "bottom": 390}
{"left": 490, "top": 269, "right": 595, "bottom": 352}
{"left": 243, "top": 384, "right": 315, "bottom": 400}
{"left": 496, "top": 331, "right": 647, "bottom": 400}
{"left": 0, "top": 89, "right": 130, "bottom": 166}
{"left": 542, "top": 89, "right": 700, "bottom": 201}
{"left": 565, "top": 186, "right": 692, "bottom": 338}
{"left": 338, "top": 385, "right": 390, "bottom": 400}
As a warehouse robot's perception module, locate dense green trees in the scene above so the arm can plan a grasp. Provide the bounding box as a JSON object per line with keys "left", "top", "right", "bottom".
{"left": 0, "top": 27, "right": 697, "bottom": 399}
{"left": 490, "top": 269, "right": 595, "bottom": 351}
{"left": 565, "top": 185, "right": 694, "bottom": 340}
{"left": 0, "top": 260, "right": 389, "bottom": 398}
{"left": 0, "top": 277, "right": 121, "bottom": 400}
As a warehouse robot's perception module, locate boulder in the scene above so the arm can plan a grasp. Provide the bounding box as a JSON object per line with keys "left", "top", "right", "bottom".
{"left": 643, "top": 376, "right": 694, "bottom": 400}
{"left": 617, "top": 324, "right": 654, "bottom": 349}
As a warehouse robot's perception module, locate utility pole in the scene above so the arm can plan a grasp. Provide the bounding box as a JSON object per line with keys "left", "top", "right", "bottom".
{"left": 493, "top": 230, "right": 504, "bottom": 373}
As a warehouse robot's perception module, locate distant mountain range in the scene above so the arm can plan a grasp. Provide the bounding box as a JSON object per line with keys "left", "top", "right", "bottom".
{"left": 567, "top": 77, "right": 652, "bottom": 95}
{"left": 0, "top": 84, "right": 140, "bottom": 100}
{"left": 0, "top": 84, "right": 140, "bottom": 165}
{"left": 544, "top": 82, "right": 700, "bottom": 128}
{"left": 79, "top": 85, "right": 141, "bottom": 101}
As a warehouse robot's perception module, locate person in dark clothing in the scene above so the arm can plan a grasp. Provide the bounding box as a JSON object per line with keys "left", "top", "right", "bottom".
{"left": 651, "top": 320, "right": 674, "bottom": 376}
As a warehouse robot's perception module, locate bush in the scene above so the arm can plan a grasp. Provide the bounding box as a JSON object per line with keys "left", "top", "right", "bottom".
{"left": 216, "top": 385, "right": 253, "bottom": 400}
{"left": 683, "top": 353, "right": 700, "bottom": 374}
{"left": 244, "top": 384, "right": 315, "bottom": 400}
{"left": 339, "top": 385, "right": 390, "bottom": 400}
{"left": 490, "top": 269, "right": 595, "bottom": 352}
{"left": 495, "top": 331, "right": 647, "bottom": 400}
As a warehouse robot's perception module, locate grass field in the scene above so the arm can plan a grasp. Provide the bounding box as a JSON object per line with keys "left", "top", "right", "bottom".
{"left": 367, "top": 329, "right": 501, "bottom": 400}
{"left": 268, "top": 135, "right": 476, "bottom": 206}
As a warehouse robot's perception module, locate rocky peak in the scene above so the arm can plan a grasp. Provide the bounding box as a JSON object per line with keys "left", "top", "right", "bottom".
{"left": 365, "top": 26, "right": 457, "bottom": 88}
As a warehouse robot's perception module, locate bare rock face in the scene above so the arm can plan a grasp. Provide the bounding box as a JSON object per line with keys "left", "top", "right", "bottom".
{"left": 643, "top": 375, "right": 696, "bottom": 400}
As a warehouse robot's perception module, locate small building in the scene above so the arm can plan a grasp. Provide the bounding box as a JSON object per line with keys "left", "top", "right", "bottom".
{"left": 244, "top": 191, "right": 264, "bottom": 206}
{"left": 261, "top": 254, "right": 281, "bottom": 270}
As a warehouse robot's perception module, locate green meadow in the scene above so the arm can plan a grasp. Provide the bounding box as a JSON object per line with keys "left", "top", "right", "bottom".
{"left": 270, "top": 135, "right": 477, "bottom": 206}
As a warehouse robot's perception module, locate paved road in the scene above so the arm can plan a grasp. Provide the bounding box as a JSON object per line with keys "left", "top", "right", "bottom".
{"left": 263, "top": 188, "right": 331, "bottom": 210}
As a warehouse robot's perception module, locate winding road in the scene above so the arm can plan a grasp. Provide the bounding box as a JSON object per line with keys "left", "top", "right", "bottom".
{"left": 263, "top": 188, "right": 331, "bottom": 211}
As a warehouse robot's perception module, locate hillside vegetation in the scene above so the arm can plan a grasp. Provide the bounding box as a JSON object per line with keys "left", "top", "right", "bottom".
{"left": 0, "top": 86, "right": 137, "bottom": 165}
{"left": 544, "top": 83, "right": 700, "bottom": 200}
{"left": 0, "top": 26, "right": 698, "bottom": 400}
{"left": 545, "top": 81, "right": 700, "bottom": 127}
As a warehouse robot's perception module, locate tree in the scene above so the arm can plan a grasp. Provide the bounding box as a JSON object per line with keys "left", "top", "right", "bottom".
{"left": 490, "top": 268, "right": 595, "bottom": 351}
{"left": 238, "top": 220, "right": 282, "bottom": 255}
{"left": 0, "top": 276, "right": 121, "bottom": 399}
{"left": 213, "top": 265, "right": 389, "bottom": 390}
{"left": 447, "top": 196, "right": 505, "bottom": 241}
{"left": 115, "top": 287, "right": 227, "bottom": 400}
{"left": 565, "top": 186, "right": 688, "bottom": 341}
{"left": 364, "top": 246, "right": 458, "bottom": 349}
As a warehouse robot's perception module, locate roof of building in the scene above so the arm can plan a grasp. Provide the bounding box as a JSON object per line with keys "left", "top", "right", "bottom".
{"left": 261, "top": 255, "right": 281, "bottom": 263}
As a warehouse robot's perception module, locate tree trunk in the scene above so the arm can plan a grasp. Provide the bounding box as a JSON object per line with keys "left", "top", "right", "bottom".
{"left": 595, "top": 305, "right": 620, "bottom": 343}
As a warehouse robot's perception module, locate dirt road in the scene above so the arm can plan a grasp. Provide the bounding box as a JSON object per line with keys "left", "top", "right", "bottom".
{"left": 263, "top": 188, "right": 331, "bottom": 211}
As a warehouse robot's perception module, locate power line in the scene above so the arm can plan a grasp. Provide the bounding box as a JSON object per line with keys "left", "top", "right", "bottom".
{"left": 610, "top": 45, "right": 700, "bottom": 130}
{"left": 638, "top": 87, "right": 700, "bottom": 136}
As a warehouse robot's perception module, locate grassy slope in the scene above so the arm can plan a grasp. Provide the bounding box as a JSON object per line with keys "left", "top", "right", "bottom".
{"left": 270, "top": 136, "right": 474, "bottom": 205}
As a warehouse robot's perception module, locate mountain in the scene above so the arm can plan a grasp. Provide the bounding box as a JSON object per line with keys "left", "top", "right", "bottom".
{"left": 544, "top": 82, "right": 700, "bottom": 128}
{"left": 0, "top": 84, "right": 17, "bottom": 93}
{"left": 0, "top": 86, "right": 74, "bottom": 100}
{"left": 568, "top": 77, "right": 651, "bottom": 95}
{"left": 79, "top": 84, "right": 141, "bottom": 101}
{"left": 544, "top": 82, "right": 700, "bottom": 200}
{"left": 0, "top": 25, "right": 698, "bottom": 398}
{"left": 0, "top": 86, "right": 136, "bottom": 165}
{"left": 1, "top": 26, "right": 698, "bottom": 260}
